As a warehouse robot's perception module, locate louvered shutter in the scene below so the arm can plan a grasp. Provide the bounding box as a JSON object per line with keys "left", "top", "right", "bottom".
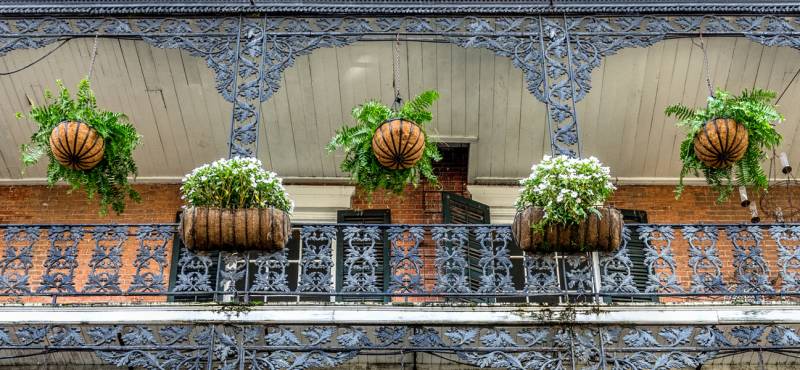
{"left": 608, "top": 209, "right": 654, "bottom": 302}
{"left": 336, "top": 209, "right": 391, "bottom": 302}
{"left": 442, "top": 192, "right": 497, "bottom": 301}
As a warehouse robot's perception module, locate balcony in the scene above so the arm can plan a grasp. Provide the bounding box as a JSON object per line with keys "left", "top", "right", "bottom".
{"left": 3, "top": 222, "right": 800, "bottom": 369}
{"left": 2, "top": 222, "right": 798, "bottom": 305}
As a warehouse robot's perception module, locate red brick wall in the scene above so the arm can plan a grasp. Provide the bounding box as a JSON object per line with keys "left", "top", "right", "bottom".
{"left": 0, "top": 170, "right": 796, "bottom": 304}
{"left": 0, "top": 183, "right": 182, "bottom": 224}
{"left": 0, "top": 184, "right": 182, "bottom": 304}
{"left": 350, "top": 146, "right": 470, "bottom": 224}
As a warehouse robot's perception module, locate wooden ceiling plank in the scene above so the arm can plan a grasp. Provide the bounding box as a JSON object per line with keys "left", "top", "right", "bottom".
{"left": 132, "top": 41, "right": 181, "bottom": 175}
{"left": 307, "top": 47, "right": 342, "bottom": 177}
{"left": 489, "top": 54, "right": 510, "bottom": 177}
{"left": 626, "top": 41, "right": 663, "bottom": 177}
{"left": 152, "top": 47, "right": 195, "bottom": 171}
{"left": 450, "top": 45, "right": 467, "bottom": 138}
{"left": 435, "top": 42, "right": 453, "bottom": 136}
{"left": 654, "top": 38, "right": 695, "bottom": 178}
{"left": 284, "top": 54, "right": 322, "bottom": 177}
{"left": 502, "top": 56, "right": 523, "bottom": 178}
{"left": 641, "top": 39, "right": 679, "bottom": 177}
{"left": 476, "top": 49, "right": 496, "bottom": 179}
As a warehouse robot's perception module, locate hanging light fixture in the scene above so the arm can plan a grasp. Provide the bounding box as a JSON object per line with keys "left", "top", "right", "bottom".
{"left": 758, "top": 149, "right": 800, "bottom": 223}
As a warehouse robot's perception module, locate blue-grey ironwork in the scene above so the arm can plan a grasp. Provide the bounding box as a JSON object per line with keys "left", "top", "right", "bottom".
{"left": 299, "top": 226, "right": 336, "bottom": 293}
{"left": 7, "top": 15, "right": 800, "bottom": 156}
{"left": 251, "top": 248, "right": 290, "bottom": 293}
{"left": 387, "top": 226, "right": 425, "bottom": 295}
{"left": 432, "top": 226, "right": 470, "bottom": 293}
{"left": 639, "top": 225, "right": 683, "bottom": 294}
{"left": 476, "top": 226, "right": 515, "bottom": 294}
{"left": 3, "top": 223, "right": 800, "bottom": 368}
{"left": 128, "top": 225, "right": 171, "bottom": 293}
{"left": 727, "top": 226, "right": 775, "bottom": 298}
{"left": 683, "top": 226, "right": 727, "bottom": 294}
{"left": 341, "top": 226, "right": 382, "bottom": 294}
{"left": 771, "top": 225, "right": 800, "bottom": 293}
{"left": 8, "top": 222, "right": 800, "bottom": 301}
{"left": 599, "top": 227, "right": 638, "bottom": 294}
{"left": 0, "top": 226, "right": 37, "bottom": 295}
{"left": 5, "top": 1, "right": 800, "bottom": 16}
{"left": 525, "top": 252, "right": 560, "bottom": 294}
{"left": 0, "top": 322, "right": 798, "bottom": 369}
{"left": 84, "top": 226, "right": 126, "bottom": 294}
{"left": 37, "top": 226, "right": 82, "bottom": 294}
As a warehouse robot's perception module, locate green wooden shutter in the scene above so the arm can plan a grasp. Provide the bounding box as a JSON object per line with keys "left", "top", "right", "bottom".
{"left": 442, "top": 192, "right": 490, "bottom": 224}
{"left": 336, "top": 209, "right": 391, "bottom": 302}
{"left": 442, "top": 192, "right": 494, "bottom": 301}
{"left": 610, "top": 209, "right": 654, "bottom": 302}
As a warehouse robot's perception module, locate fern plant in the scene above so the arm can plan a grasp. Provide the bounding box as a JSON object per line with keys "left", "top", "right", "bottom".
{"left": 327, "top": 90, "right": 442, "bottom": 194}
{"left": 665, "top": 88, "right": 782, "bottom": 202}
{"left": 19, "top": 79, "right": 141, "bottom": 215}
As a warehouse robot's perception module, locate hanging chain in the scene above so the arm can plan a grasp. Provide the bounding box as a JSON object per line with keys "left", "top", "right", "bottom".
{"left": 87, "top": 34, "right": 99, "bottom": 81}
{"left": 695, "top": 33, "right": 714, "bottom": 97}
{"left": 392, "top": 34, "right": 402, "bottom": 110}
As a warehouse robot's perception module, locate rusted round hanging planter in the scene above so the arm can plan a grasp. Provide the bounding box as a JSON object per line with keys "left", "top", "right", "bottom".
{"left": 512, "top": 206, "right": 623, "bottom": 253}
{"left": 371, "top": 118, "right": 426, "bottom": 169}
{"left": 693, "top": 118, "right": 749, "bottom": 169}
{"left": 180, "top": 207, "right": 291, "bottom": 251}
{"left": 49, "top": 121, "right": 105, "bottom": 171}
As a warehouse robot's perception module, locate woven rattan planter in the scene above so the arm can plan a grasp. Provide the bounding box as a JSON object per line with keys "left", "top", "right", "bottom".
{"left": 49, "top": 121, "right": 105, "bottom": 171}
{"left": 371, "top": 118, "right": 425, "bottom": 169}
{"left": 512, "top": 206, "right": 623, "bottom": 253}
{"left": 693, "top": 118, "right": 749, "bottom": 169}
{"left": 180, "top": 207, "right": 291, "bottom": 251}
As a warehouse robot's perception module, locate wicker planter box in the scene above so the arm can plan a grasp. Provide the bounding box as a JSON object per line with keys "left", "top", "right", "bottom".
{"left": 512, "top": 206, "right": 623, "bottom": 253}
{"left": 180, "top": 206, "right": 291, "bottom": 251}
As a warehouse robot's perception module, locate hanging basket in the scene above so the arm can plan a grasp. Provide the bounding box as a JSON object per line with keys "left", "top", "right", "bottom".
{"left": 371, "top": 118, "right": 426, "bottom": 169}
{"left": 512, "top": 206, "right": 623, "bottom": 253}
{"left": 49, "top": 121, "right": 105, "bottom": 171}
{"left": 693, "top": 118, "right": 749, "bottom": 169}
{"left": 180, "top": 207, "right": 291, "bottom": 251}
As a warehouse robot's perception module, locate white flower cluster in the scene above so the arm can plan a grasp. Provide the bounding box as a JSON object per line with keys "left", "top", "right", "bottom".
{"left": 180, "top": 157, "right": 294, "bottom": 212}
{"left": 516, "top": 155, "right": 615, "bottom": 225}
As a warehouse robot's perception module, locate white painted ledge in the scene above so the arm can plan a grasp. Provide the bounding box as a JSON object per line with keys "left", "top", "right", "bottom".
{"left": 285, "top": 185, "right": 355, "bottom": 223}
{"left": 467, "top": 185, "right": 518, "bottom": 224}
{"left": 1, "top": 305, "right": 799, "bottom": 325}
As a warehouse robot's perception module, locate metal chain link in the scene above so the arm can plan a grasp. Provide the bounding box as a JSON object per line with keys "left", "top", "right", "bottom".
{"left": 392, "top": 34, "right": 402, "bottom": 110}
{"left": 87, "top": 34, "right": 99, "bottom": 81}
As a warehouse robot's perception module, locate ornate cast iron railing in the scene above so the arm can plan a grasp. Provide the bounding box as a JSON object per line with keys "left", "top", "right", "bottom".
{"left": 2, "top": 322, "right": 800, "bottom": 369}
{"left": 2, "top": 223, "right": 800, "bottom": 304}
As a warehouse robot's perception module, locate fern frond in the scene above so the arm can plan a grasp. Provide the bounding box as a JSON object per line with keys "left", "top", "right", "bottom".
{"left": 664, "top": 103, "right": 697, "bottom": 121}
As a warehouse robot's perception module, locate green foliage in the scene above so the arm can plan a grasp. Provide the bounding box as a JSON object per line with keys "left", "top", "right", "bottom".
{"left": 181, "top": 157, "right": 293, "bottom": 213}
{"left": 665, "top": 88, "right": 783, "bottom": 202}
{"left": 326, "top": 90, "right": 442, "bottom": 195}
{"left": 19, "top": 79, "right": 141, "bottom": 215}
{"left": 515, "top": 155, "right": 616, "bottom": 228}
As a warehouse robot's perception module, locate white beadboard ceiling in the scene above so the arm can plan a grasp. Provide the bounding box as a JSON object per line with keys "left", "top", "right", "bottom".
{"left": 0, "top": 37, "right": 799, "bottom": 183}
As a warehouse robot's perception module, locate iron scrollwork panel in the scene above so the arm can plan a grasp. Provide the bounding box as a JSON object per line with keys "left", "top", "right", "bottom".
{"left": 387, "top": 226, "right": 425, "bottom": 295}
{"left": 0, "top": 226, "right": 38, "bottom": 295}
{"left": 298, "top": 226, "right": 336, "bottom": 293}
{"left": 128, "top": 225, "right": 172, "bottom": 293}
{"left": 84, "top": 226, "right": 127, "bottom": 294}
{"left": 37, "top": 226, "right": 82, "bottom": 294}
{"left": 1, "top": 323, "right": 797, "bottom": 369}
{"left": 683, "top": 226, "right": 727, "bottom": 294}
